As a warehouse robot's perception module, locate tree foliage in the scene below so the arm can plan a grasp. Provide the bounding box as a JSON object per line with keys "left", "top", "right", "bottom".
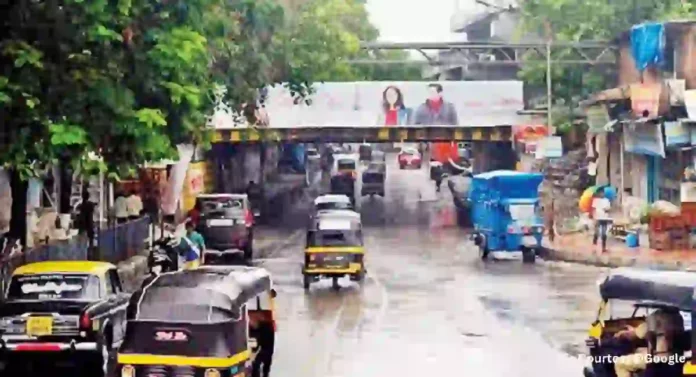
{"left": 518, "top": 0, "right": 696, "bottom": 131}
{"left": 0, "top": 0, "right": 418, "bottom": 182}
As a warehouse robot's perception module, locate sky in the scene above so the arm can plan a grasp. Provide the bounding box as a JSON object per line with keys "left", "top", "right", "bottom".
{"left": 365, "top": 0, "right": 476, "bottom": 42}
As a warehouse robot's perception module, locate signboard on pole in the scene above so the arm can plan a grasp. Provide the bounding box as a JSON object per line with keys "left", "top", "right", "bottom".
{"left": 585, "top": 104, "right": 611, "bottom": 133}
{"left": 535, "top": 136, "right": 563, "bottom": 158}
{"left": 685, "top": 90, "right": 696, "bottom": 120}
{"left": 624, "top": 122, "right": 665, "bottom": 157}
{"left": 664, "top": 121, "right": 690, "bottom": 147}
{"left": 630, "top": 83, "right": 661, "bottom": 118}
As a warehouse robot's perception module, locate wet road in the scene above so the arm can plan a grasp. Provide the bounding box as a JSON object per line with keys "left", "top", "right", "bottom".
{"left": 6, "top": 151, "right": 613, "bottom": 377}
{"left": 255, "top": 152, "right": 610, "bottom": 376}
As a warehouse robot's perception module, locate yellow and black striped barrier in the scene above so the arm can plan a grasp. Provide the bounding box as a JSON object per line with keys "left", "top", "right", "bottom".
{"left": 212, "top": 126, "right": 512, "bottom": 144}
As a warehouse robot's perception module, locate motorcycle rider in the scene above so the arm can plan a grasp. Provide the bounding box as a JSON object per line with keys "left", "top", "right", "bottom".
{"left": 141, "top": 253, "right": 170, "bottom": 289}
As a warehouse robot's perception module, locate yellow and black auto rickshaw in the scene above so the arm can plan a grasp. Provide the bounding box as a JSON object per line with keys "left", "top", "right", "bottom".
{"left": 117, "top": 266, "right": 277, "bottom": 377}
{"left": 303, "top": 211, "right": 365, "bottom": 291}
{"left": 584, "top": 268, "right": 693, "bottom": 377}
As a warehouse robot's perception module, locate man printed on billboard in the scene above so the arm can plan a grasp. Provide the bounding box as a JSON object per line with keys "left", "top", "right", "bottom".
{"left": 411, "top": 83, "right": 458, "bottom": 126}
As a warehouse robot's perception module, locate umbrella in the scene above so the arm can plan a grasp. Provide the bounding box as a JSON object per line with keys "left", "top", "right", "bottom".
{"left": 579, "top": 185, "right": 617, "bottom": 212}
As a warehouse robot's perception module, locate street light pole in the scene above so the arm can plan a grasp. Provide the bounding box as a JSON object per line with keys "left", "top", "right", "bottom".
{"left": 544, "top": 21, "right": 553, "bottom": 132}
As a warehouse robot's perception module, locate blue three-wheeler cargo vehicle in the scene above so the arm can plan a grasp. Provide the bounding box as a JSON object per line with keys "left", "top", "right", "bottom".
{"left": 468, "top": 170, "right": 545, "bottom": 263}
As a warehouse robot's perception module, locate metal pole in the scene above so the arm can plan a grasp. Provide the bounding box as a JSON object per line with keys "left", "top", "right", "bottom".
{"left": 545, "top": 22, "right": 553, "bottom": 132}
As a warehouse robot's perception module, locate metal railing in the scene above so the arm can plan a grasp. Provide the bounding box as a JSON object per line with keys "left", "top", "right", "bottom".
{"left": 0, "top": 217, "right": 150, "bottom": 293}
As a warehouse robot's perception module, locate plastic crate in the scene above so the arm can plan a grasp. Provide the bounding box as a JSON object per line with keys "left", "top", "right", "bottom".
{"left": 649, "top": 214, "right": 686, "bottom": 232}
{"left": 672, "top": 238, "right": 690, "bottom": 250}
{"left": 649, "top": 230, "right": 671, "bottom": 250}
{"left": 682, "top": 202, "right": 696, "bottom": 228}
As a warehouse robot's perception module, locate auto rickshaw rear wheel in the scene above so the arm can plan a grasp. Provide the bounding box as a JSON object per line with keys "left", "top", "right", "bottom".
{"left": 522, "top": 247, "right": 536, "bottom": 264}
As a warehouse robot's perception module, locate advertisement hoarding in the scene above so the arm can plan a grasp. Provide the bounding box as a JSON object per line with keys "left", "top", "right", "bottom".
{"left": 215, "top": 81, "right": 526, "bottom": 129}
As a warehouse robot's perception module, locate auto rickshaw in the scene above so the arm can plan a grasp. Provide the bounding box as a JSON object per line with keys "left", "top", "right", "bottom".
{"left": 303, "top": 211, "right": 365, "bottom": 291}
{"left": 469, "top": 170, "right": 544, "bottom": 263}
{"left": 117, "top": 266, "right": 277, "bottom": 377}
{"left": 361, "top": 168, "right": 385, "bottom": 197}
{"left": 358, "top": 143, "right": 372, "bottom": 162}
{"left": 330, "top": 173, "right": 356, "bottom": 206}
{"left": 584, "top": 268, "right": 693, "bottom": 377}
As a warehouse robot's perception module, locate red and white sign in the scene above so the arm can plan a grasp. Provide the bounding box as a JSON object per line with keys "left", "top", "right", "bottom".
{"left": 630, "top": 83, "right": 660, "bottom": 118}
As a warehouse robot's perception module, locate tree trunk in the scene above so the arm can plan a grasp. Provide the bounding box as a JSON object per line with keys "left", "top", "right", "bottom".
{"left": 8, "top": 169, "right": 28, "bottom": 248}
{"left": 58, "top": 160, "right": 72, "bottom": 214}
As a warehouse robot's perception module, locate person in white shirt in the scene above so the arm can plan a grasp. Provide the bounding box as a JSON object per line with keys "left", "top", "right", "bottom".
{"left": 587, "top": 157, "right": 598, "bottom": 186}
{"left": 126, "top": 190, "right": 143, "bottom": 220}
{"left": 114, "top": 192, "right": 129, "bottom": 224}
{"left": 591, "top": 187, "right": 612, "bottom": 253}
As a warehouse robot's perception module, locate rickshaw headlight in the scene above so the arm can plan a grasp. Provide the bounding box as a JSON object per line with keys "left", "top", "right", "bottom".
{"left": 121, "top": 365, "right": 135, "bottom": 377}
{"left": 205, "top": 368, "right": 221, "bottom": 377}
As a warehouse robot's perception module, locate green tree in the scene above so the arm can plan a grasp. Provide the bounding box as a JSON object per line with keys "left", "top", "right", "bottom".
{"left": 518, "top": 0, "right": 696, "bottom": 131}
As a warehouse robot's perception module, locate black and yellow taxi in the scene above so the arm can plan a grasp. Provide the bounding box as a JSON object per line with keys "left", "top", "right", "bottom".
{"left": 303, "top": 210, "right": 365, "bottom": 290}
{"left": 117, "top": 266, "right": 277, "bottom": 377}
{"left": 0, "top": 261, "right": 130, "bottom": 376}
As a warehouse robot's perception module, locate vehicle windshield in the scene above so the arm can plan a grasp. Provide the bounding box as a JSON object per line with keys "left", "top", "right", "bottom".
{"left": 7, "top": 274, "right": 101, "bottom": 300}
{"left": 338, "top": 160, "right": 356, "bottom": 170}
{"left": 307, "top": 230, "right": 362, "bottom": 247}
{"left": 362, "top": 172, "right": 383, "bottom": 183}
{"left": 307, "top": 149, "right": 319, "bottom": 156}
{"left": 198, "top": 198, "right": 244, "bottom": 215}
{"left": 316, "top": 202, "right": 352, "bottom": 211}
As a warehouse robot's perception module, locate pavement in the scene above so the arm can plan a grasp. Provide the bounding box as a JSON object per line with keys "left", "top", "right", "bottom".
{"left": 541, "top": 231, "right": 696, "bottom": 271}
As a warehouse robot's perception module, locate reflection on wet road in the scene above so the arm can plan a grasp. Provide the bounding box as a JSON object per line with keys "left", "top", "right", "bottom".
{"left": 256, "top": 151, "right": 607, "bottom": 376}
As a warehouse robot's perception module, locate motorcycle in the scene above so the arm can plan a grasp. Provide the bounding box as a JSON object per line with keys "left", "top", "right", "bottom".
{"left": 148, "top": 236, "right": 180, "bottom": 273}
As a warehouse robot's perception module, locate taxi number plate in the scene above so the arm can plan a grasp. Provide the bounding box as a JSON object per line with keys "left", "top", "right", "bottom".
{"left": 208, "top": 219, "right": 235, "bottom": 226}
{"left": 26, "top": 317, "right": 53, "bottom": 336}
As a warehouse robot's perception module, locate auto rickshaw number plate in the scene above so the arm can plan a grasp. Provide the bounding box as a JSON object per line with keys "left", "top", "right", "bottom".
{"left": 522, "top": 235, "right": 536, "bottom": 245}
{"left": 26, "top": 317, "right": 53, "bottom": 336}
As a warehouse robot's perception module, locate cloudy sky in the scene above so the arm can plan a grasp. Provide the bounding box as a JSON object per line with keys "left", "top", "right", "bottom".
{"left": 365, "top": 0, "right": 477, "bottom": 42}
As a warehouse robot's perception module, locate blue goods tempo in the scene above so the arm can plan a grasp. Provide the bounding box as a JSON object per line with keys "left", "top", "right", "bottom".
{"left": 468, "top": 170, "right": 545, "bottom": 263}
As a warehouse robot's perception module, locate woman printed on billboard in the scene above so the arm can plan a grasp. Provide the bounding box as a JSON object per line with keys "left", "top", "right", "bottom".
{"left": 377, "top": 86, "right": 412, "bottom": 126}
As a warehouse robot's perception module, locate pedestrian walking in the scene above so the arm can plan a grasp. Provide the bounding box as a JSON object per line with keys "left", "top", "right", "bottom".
{"left": 126, "top": 190, "right": 143, "bottom": 221}
{"left": 114, "top": 191, "right": 128, "bottom": 224}
{"left": 591, "top": 187, "right": 612, "bottom": 253}
{"left": 76, "top": 190, "right": 96, "bottom": 256}
{"left": 181, "top": 220, "right": 204, "bottom": 269}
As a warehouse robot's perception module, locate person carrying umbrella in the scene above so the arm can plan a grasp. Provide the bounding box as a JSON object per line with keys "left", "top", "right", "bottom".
{"left": 591, "top": 187, "right": 612, "bottom": 253}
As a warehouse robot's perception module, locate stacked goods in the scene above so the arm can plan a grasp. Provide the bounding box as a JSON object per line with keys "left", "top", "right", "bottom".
{"left": 533, "top": 149, "right": 589, "bottom": 228}
{"left": 681, "top": 202, "right": 696, "bottom": 228}
{"left": 648, "top": 201, "right": 687, "bottom": 250}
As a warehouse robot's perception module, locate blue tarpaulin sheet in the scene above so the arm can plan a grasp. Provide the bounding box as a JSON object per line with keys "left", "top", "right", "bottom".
{"left": 630, "top": 23, "right": 665, "bottom": 72}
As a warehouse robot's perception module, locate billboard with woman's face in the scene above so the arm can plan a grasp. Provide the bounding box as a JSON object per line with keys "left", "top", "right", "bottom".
{"left": 222, "top": 81, "right": 526, "bottom": 129}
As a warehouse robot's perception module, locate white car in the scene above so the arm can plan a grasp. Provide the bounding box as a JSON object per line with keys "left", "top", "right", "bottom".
{"left": 313, "top": 194, "right": 354, "bottom": 212}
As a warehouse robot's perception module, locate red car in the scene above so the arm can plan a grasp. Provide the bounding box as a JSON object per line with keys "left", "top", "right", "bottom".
{"left": 398, "top": 147, "right": 422, "bottom": 169}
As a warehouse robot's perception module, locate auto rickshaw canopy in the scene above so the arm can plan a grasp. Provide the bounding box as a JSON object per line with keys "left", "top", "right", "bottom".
{"left": 131, "top": 266, "right": 273, "bottom": 321}
{"left": 599, "top": 267, "right": 696, "bottom": 312}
